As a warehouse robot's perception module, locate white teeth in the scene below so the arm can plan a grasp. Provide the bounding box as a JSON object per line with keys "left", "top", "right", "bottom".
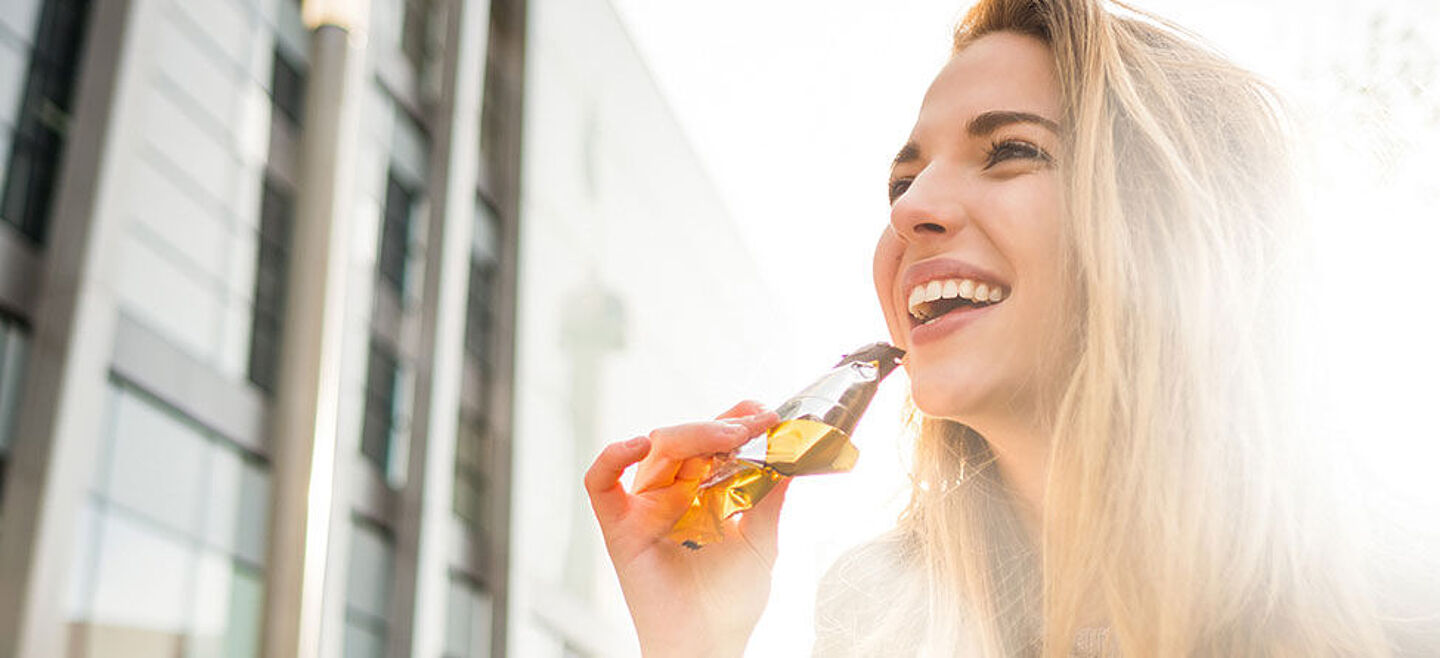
{"left": 957, "top": 279, "right": 975, "bottom": 300}
{"left": 905, "top": 276, "right": 1010, "bottom": 320}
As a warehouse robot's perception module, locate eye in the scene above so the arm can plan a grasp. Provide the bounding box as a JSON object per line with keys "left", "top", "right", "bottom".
{"left": 984, "top": 139, "right": 1053, "bottom": 169}
{"left": 888, "top": 177, "right": 912, "bottom": 204}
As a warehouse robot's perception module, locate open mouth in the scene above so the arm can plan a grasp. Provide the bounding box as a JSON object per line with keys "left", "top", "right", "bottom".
{"left": 906, "top": 277, "right": 1008, "bottom": 327}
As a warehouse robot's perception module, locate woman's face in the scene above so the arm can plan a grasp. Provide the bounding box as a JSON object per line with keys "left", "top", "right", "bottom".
{"left": 874, "top": 31, "right": 1070, "bottom": 427}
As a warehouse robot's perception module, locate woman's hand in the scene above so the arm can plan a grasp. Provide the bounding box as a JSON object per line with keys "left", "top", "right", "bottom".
{"left": 585, "top": 400, "right": 786, "bottom": 658}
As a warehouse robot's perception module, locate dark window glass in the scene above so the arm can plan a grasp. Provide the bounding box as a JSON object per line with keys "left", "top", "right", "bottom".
{"left": 360, "top": 340, "right": 399, "bottom": 474}
{"left": 477, "top": 0, "right": 522, "bottom": 200}
{"left": 452, "top": 414, "right": 487, "bottom": 533}
{"left": 463, "top": 260, "right": 494, "bottom": 363}
{"left": 400, "top": 0, "right": 430, "bottom": 74}
{"left": 0, "top": 314, "right": 32, "bottom": 504}
{"left": 463, "top": 201, "right": 500, "bottom": 364}
{"left": 455, "top": 204, "right": 499, "bottom": 532}
{"left": 270, "top": 49, "right": 305, "bottom": 126}
{"left": 478, "top": 54, "right": 505, "bottom": 197}
{"left": 247, "top": 178, "right": 293, "bottom": 394}
{"left": 378, "top": 174, "right": 413, "bottom": 299}
{"left": 488, "top": 0, "right": 516, "bottom": 36}
{"left": 1, "top": 0, "right": 94, "bottom": 244}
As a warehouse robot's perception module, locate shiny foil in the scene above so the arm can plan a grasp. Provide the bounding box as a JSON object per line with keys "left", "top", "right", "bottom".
{"left": 668, "top": 343, "right": 904, "bottom": 549}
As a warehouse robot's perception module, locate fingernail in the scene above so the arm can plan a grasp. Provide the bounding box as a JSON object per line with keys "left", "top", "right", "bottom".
{"left": 721, "top": 420, "right": 749, "bottom": 433}
{"left": 626, "top": 436, "right": 650, "bottom": 449}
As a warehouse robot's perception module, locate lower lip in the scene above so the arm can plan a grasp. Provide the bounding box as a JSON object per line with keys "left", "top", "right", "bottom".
{"left": 909, "top": 303, "right": 1000, "bottom": 346}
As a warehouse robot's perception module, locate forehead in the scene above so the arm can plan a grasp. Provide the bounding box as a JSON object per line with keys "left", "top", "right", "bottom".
{"left": 916, "top": 31, "right": 1061, "bottom": 132}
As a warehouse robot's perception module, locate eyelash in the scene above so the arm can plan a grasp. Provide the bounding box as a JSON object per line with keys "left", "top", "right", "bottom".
{"left": 887, "top": 178, "right": 912, "bottom": 203}
{"left": 887, "top": 139, "right": 1054, "bottom": 203}
{"left": 985, "top": 139, "right": 1052, "bottom": 168}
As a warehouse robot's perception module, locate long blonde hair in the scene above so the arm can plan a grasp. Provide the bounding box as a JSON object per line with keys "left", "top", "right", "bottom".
{"left": 890, "top": 1, "right": 1393, "bottom": 655}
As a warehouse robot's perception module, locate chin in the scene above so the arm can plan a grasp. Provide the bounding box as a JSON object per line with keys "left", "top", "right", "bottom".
{"left": 907, "top": 367, "right": 987, "bottom": 422}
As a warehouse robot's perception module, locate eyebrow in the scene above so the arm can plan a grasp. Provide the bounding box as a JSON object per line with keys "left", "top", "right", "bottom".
{"left": 967, "top": 110, "right": 1060, "bottom": 137}
{"left": 892, "top": 142, "right": 922, "bottom": 167}
{"left": 891, "top": 110, "right": 1061, "bottom": 167}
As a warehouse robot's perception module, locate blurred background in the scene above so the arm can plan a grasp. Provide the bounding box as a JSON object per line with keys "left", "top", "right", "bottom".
{"left": 0, "top": 0, "right": 1434, "bottom": 657}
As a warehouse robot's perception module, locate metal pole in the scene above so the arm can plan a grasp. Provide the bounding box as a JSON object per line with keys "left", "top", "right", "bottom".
{"left": 261, "top": 3, "right": 369, "bottom": 655}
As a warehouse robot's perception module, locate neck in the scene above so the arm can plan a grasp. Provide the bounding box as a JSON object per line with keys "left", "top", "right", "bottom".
{"left": 966, "top": 412, "right": 1051, "bottom": 538}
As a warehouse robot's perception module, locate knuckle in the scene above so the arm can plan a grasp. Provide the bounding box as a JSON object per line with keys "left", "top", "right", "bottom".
{"left": 583, "top": 446, "right": 618, "bottom": 485}
{"left": 582, "top": 468, "right": 602, "bottom": 492}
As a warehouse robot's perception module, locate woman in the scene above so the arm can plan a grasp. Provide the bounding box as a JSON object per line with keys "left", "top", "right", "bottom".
{"left": 585, "top": 0, "right": 1397, "bottom": 655}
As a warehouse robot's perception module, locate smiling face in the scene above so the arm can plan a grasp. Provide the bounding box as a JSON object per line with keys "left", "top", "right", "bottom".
{"left": 875, "top": 31, "right": 1073, "bottom": 429}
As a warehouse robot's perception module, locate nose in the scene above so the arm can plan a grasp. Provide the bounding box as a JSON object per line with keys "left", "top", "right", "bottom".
{"left": 888, "top": 168, "right": 967, "bottom": 244}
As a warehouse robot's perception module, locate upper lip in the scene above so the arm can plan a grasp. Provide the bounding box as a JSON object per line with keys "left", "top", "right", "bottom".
{"left": 900, "top": 257, "right": 1009, "bottom": 297}
{"left": 898, "top": 258, "right": 1011, "bottom": 326}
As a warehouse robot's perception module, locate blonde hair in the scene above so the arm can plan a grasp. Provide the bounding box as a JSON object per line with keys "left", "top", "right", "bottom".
{"left": 886, "top": 0, "right": 1393, "bottom": 655}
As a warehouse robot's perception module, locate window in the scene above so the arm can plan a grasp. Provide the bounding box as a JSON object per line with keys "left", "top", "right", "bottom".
{"left": 463, "top": 259, "right": 494, "bottom": 363}
{"left": 451, "top": 413, "right": 487, "bottom": 534}
{"left": 477, "top": 0, "right": 522, "bottom": 200}
{"left": 377, "top": 173, "right": 414, "bottom": 299}
{"left": 68, "top": 381, "right": 270, "bottom": 658}
{"left": 1, "top": 0, "right": 93, "bottom": 244}
{"left": 463, "top": 201, "right": 499, "bottom": 369}
{"left": 270, "top": 48, "right": 304, "bottom": 126}
{"left": 399, "top": 0, "right": 432, "bottom": 75}
{"left": 250, "top": 48, "right": 303, "bottom": 395}
{"left": 477, "top": 54, "right": 506, "bottom": 198}
{"left": 360, "top": 339, "right": 400, "bottom": 475}
{"left": 443, "top": 575, "right": 491, "bottom": 658}
{"left": 344, "top": 520, "right": 394, "bottom": 658}
{"left": 0, "top": 314, "right": 30, "bottom": 504}
{"left": 455, "top": 204, "right": 500, "bottom": 532}
{"left": 247, "top": 176, "right": 293, "bottom": 395}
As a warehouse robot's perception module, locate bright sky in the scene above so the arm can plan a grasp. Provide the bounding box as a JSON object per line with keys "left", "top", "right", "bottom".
{"left": 605, "top": 0, "right": 1440, "bottom": 654}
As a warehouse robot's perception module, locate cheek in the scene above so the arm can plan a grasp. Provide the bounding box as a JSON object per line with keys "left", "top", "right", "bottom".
{"left": 1002, "top": 182, "right": 1076, "bottom": 370}
{"left": 992, "top": 177, "right": 1065, "bottom": 286}
{"left": 873, "top": 229, "right": 906, "bottom": 345}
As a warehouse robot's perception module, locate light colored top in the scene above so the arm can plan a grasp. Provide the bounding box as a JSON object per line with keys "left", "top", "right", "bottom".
{"left": 812, "top": 531, "right": 1110, "bottom": 657}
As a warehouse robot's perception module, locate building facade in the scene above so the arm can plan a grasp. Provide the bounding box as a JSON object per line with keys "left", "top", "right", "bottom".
{"left": 0, "top": 0, "right": 785, "bottom": 656}
{"left": 0, "top": 0, "right": 523, "bottom": 656}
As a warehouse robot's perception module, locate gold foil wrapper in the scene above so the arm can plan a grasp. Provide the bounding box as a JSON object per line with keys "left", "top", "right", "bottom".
{"left": 667, "top": 419, "right": 858, "bottom": 549}
{"left": 764, "top": 418, "right": 859, "bottom": 476}
{"left": 667, "top": 343, "right": 903, "bottom": 549}
{"left": 667, "top": 460, "right": 783, "bottom": 549}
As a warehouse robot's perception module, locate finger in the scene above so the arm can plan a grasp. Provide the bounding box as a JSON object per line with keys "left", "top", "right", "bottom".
{"left": 730, "top": 409, "right": 780, "bottom": 435}
{"left": 673, "top": 455, "right": 713, "bottom": 483}
{"left": 654, "top": 418, "right": 764, "bottom": 454}
{"left": 716, "top": 399, "right": 768, "bottom": 420}
{"left": 738, "top": 477, "right": 791, "bottom": 559}
{"left": 632, "top": 420, "right": 755, "bottom": 492}
{"left": 584, "top": 437, "right": 651, "bottom": 521}
{"left": 634, "top": 410, "right": 782, "bottom": 492}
